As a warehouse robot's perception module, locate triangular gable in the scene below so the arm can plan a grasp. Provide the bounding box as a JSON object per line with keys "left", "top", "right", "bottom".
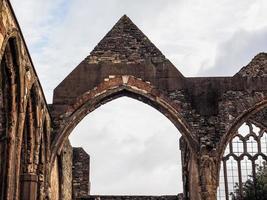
{"left": 86, "top": 15, "right": 166, "bottom": 64}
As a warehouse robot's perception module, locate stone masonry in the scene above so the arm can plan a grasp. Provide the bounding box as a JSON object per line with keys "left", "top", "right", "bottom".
{"left": 73, "top": 147, "right": 90, "bottom": 199}
{"left": 0, "top": 1, "right": 266, "bottom": 200}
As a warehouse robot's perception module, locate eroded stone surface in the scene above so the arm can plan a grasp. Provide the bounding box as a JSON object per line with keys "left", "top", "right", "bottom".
{"left": 87, "top": 15, "right": 165, "bottom": 64}
{"left": 72, "top": 147, "right": 90, "bottom": 199}
{"left": 237, "top": 53, "right": 267, "bottom": 77}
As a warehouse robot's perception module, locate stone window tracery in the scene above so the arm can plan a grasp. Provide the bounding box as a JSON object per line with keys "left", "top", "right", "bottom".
{"left": 217, "top": 122, "right": 267, "bottom": 200}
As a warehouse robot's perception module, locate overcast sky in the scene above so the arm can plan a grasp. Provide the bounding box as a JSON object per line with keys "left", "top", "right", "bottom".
{"left": 10, "top": 0, "right": 267, "bottom": 195}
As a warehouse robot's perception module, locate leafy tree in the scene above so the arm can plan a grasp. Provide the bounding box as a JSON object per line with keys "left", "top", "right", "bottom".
{"left": 231, "top": 162, "right": 267, "bottom": 200}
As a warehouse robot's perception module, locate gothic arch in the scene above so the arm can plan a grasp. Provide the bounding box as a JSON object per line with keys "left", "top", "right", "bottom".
{"left": 0, "top": 35, "right": 22, "bottom": 200}
{"left": 50, "top": 75, "right": 198, "bottom": 166}
{"left": 19, "top": 82, "right": 51, "bottom": 200}
{"left": 36, "top": 115, "right": 50, "bottom": 200}
{"left": 20, "top": 84, "right": 38, "bottom": 200}
{"left": 216, "top": 99, "right": 267, "bottom": 199}
{"left": 0, "top": 30, "right": 21, "bottom": 59}
{"left": 219, "top": 99, "right": 267, "bottom": 159}
{"left": 35, "top": 96, "right": 51, "bottom": 200}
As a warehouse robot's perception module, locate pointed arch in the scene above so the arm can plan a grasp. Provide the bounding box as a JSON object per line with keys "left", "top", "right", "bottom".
{"left": 36, "top": 109, "right": 51, "bottom": 200}
{"left": 19, "top": 84, "right": 38, "bottom": 200}
{"left": 0, "top": 34, "right": 22, "bottom": 200}
{"left": 217, "top": 100, "right": 267, "bottom": 199}
{"left": 219, "top": 100, "right": 267, "bottom": 159}
{"left": 51, "top": 76, "right": 198, "bottom": 166}
{"left": 19, "top": 82, "right": 51, "bottom": 200}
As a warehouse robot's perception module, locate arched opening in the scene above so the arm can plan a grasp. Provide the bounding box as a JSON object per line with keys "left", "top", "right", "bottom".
{"left": 36, "top": 116, "right": 51, "bottom": 200}
{"left": 37, "top": 119, "right": 47, "bottom": 200}
{"left": 50, "top": 76, "right": 196, "bottom": 199}
{"left": 0, "top": 37, "right": 20, "bottom": 200}
{"left": 20, "top": 86, "right": 39, "bottom": 200}
{"left": 69, "top": 96, "right": 183, "bottom": 196}
{"left": 51, "top": 76, "right": 197, "bottom": 165}
{"left": 217, "top": 107, "right": 267, "bottom": 200}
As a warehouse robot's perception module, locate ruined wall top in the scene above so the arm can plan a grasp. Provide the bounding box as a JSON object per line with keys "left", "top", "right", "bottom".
{"left": 236, "top": 53, "right": 267, "bottom": 77}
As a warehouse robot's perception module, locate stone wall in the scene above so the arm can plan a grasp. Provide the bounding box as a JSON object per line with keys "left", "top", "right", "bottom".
{"left": 73, "top": 147, "right": 90, "bottom": 198}
{"left": 53, "top": 141, "right": 91, "bottom": 200}
{"left": 0, "top": 1, "right": 52, "bottom": 199}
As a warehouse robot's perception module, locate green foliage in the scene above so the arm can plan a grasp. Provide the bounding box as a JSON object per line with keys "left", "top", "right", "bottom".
{"left": 231, "top": 162, "right": 267, "bottom": 200}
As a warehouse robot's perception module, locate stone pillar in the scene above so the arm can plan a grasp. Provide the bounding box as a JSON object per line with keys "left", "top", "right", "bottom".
{"left": 179, "top": 137, "right": 190, "bottom": 199}
{"left": 180, "top": 137, "right": 201, "bottom": 200}
{"left": 199, "top": 153, "right": 219, "bottom": 200}
{"left": 20, "top": 174, "right": 38, "bottom": 200}
{"left": 60, "top": 140, "right": 73, "bottom": 200}
{"left": 188, "top": 155, "right": 201, "bottom": 200}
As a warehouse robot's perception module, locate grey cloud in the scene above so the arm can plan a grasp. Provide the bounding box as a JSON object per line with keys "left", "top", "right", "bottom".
{"left": 198, "top": 27, "right": 267, "bottom": 76}
{"left": 70, "top": 97, "right": 182, "bottom": 195}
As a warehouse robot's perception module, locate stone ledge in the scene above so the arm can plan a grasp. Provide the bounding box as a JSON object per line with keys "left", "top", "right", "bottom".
{"left": 77, "top": 195, "right": 183, "bottom": 200}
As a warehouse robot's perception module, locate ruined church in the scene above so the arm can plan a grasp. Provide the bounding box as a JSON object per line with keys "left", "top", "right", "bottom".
{"left": 0, "top": 0, "right": 266, "bottom": 200}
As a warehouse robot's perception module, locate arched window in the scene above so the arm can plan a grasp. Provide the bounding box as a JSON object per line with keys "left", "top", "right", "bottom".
{"left": 217, "top": 122, "right": 267, "bottom": 200}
